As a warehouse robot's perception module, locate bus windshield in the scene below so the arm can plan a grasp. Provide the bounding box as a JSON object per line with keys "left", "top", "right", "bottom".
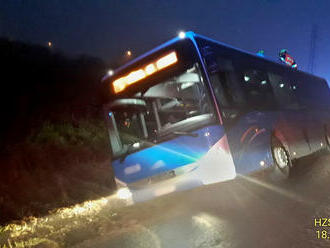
{"left": 107, "top": 64, "right": 215, "bottom": 159}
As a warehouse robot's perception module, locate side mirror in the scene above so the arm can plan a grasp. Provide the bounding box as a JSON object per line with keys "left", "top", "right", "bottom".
{"left": 109, "top": 98, "right": 147, "bottom": 112}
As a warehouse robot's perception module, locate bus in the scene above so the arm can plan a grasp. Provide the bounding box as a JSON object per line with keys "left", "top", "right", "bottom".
{"left": 101, "top": 31, "right": 330, "bottom": 202}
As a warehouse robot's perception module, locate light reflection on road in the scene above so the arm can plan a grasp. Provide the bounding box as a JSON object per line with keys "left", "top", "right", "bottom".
{"left": 237, "top": 174, "right": 310, "bottom": 204}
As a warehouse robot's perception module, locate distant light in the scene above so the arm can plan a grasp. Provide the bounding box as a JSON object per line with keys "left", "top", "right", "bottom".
{"left": 116, "top": 188, "right": 132, "bottom": 200}
{"left": 108, "top": 70, "right": 114, "bottom": 76}
{"left": 108, "top": 112, "right": 112, "bottom": 117}
{"left": 261, "top": 80, "right": 267, "bottom": 85}
{"left": 292, "top": 85, "right": 297, "bottom": 90}
{"left": 279, "top": 83, "right": 285, "bottom": 88}
{"left": 244, "top": 76, "right": 250, "bottom": 82}
{"left": 259, "top": 160, "right": 265, "bottom": 166}
{"left": 204, "top": 132, "right": 210, "bottom": 137}
{"left": 48, "top": 41, "right": 52, "bottom": 47}
{"left": 126, "top": 50, "right": 132, "bottom": 56}
{"left": 178, "top": 31, "right": 186, "bottom": 39}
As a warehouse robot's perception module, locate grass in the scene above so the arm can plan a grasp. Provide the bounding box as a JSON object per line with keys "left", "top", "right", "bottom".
{"left": 0, "top": 194, "right": 131, "bottom": 248}
{"left": 29, "top": 120, "right": 109, "bottom": 150}
{"left": 0, "top": 197, "right": 109, "bottom": 247}
{"left": 0, "top": 178, "right": 182, "bottom": 248}
{"left": 0, "top": 118, "right": 116, "bottom": 225}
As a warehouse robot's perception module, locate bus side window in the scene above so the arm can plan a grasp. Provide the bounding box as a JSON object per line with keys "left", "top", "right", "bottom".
{"left": 295, "top": 74, "right": 330, "bottom": 110}
{"left": 209, "top": 72, "right": 231, "bottom": 108}
{"left": 268, "top": 72, "right": 300, "bottom": 110}
{"left": 238, "top": 68, "right": 276, "bottom": 111}
{"left": 209, "top": 57, "right": 246, "bottom": 110}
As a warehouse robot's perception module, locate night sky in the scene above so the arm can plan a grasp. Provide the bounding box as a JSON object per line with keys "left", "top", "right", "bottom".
{"left": 2, "top": 0, "right": 330, "bottom": 82}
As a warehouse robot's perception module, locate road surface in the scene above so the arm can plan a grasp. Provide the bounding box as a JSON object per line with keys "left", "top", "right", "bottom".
{"left": 75, "top": 153, "right": 330, "bottom": 248}
{"left": 3, "top": 153, "right": 330, "bottom": 248}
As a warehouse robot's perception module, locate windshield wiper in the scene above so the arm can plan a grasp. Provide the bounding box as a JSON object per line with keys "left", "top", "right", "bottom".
{"left": 173, "top": 131, "right": 198, "bottom": 137}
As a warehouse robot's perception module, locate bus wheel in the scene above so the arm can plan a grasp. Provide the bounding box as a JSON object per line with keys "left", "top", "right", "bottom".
{"left": 271, "top": 138, "right": 292, "bottom": 180}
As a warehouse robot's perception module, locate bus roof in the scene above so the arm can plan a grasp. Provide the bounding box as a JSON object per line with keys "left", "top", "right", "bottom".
{"left": 102, "top": 31, "right": 326, "bottom": 84}
{"left": 193, "top": 32, "right": 326, "bottom": 82}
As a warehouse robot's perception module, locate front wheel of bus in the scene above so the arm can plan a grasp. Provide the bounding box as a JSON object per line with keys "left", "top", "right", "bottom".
{"left": 271, "top": 138, "right": 292, "bottom": 180}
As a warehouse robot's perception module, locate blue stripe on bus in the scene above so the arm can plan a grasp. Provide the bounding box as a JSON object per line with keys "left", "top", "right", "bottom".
{"left": 112, "top": 125, "right": 224, "bottom": 184}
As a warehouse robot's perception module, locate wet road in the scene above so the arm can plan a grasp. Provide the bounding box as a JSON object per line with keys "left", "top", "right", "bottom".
{"left": 77, "top": 153, "right": 330, "bottom": 248}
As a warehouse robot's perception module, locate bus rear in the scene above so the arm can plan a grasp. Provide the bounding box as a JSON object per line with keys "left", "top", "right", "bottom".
{"left": 102, "top": 33, "right": 236, "bottom": 202}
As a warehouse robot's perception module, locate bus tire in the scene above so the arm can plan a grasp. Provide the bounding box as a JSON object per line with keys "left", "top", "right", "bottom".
{"left": 271, "top": 137, "right": 293, "bottom": 180}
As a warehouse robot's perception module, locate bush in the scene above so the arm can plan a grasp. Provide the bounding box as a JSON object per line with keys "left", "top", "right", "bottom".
{"left": 0, "top": 118, "right": 116, "bottom": 225}
{"left": 29, "top": 120, "right": 109, "bottom": 151}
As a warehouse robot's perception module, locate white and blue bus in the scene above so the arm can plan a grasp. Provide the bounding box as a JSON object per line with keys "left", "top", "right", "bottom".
{"left": 101, "top": 32, "right": 330, "bottom": 201}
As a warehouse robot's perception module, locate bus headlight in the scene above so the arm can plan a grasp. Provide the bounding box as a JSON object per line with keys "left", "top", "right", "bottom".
{"left": 116, "top": 188, "right": 132, "bottom": 199}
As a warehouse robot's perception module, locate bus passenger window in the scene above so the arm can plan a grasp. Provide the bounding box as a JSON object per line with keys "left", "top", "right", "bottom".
{"left": 210, "top": 72, "right": 231, "bottom": 108}
{"left": 239, "top": 69, "right": 276, "bottom": 110}
{"left": 268, "top": 73, "right": 300, "bottom": 110}
{"left": 209, "top": 57, "right": 246, "bottom": 109}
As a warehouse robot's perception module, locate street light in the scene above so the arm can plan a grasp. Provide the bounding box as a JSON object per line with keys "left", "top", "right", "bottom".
{"left": 108, "top": 70, "right": 114, "bottom": 76}
{"left": 126, "top": 50, "right": 132, "bottom": 56}
{"left": 48, "top": 41, "right": 53, "bottom": 47}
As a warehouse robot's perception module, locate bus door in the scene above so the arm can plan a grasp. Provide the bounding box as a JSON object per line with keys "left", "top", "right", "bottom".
{"left": 205, "top": 52, "right": 276, "bottom": 174}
